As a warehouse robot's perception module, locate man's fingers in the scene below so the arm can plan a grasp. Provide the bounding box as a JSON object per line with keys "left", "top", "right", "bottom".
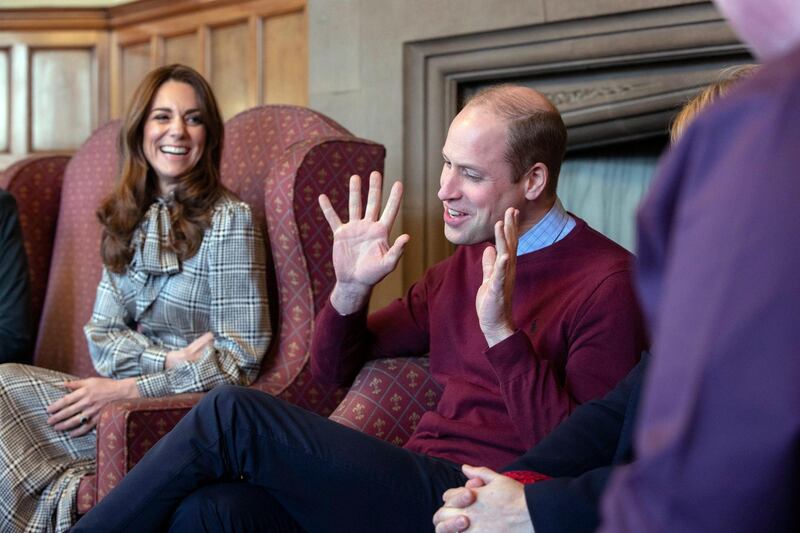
{"left": 364, "top": 171, "right": 383, "bottom": 220}
{"left": 494, "top": 219, "right": 508, "bottom": 257}
{"left": 464, "top": 477, "right": 485, "bottom": 489}
{"left": 481, "top": 246, "right": 496, "bottom": 283}
{"left": 378, "top": 180, "right": 404, "bottom": 229}
{"left": 491, "top": 253, "right": 509, "bottom": 293}
{"left": 441, "top": 487, "right": 476, "bottom": 509}
{"left": 462, "top": 464, "right": 502, "bottom": 484}
{"left": 318, "top": 194, "right": 342, "bottom": 231}
{"left": 384, "top": 233, "right": 410, "bottom": 267}
{"left": 434, "top": 515, "right": 470, "bottom": 533}
{"left": 348, "top": 174, "right": 362, "bottom": 221}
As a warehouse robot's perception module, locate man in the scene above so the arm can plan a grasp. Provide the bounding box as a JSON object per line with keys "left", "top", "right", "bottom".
{"left": 72, "top": 85, "right": 645, "bottom": 532}
{"left": 432, "top": 65, "right": 758, "bottom": 533}
{"left": 598, "top": 1, "right": 800, "bottom": 531}
{"left": 0, "top": 189, "right": 32, "bottom": 364}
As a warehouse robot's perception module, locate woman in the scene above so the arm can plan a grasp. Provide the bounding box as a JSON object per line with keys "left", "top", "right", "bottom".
{"left": 0, "top": 64, "right": 270, "bottom": 532}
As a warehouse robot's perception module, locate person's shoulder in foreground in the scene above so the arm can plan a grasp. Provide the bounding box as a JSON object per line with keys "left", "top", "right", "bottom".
{"left": 0, "top": 188, "right": 32, "bottom": 364}
{"left": 600, "top": 4, "right": 800, "bottom": 531}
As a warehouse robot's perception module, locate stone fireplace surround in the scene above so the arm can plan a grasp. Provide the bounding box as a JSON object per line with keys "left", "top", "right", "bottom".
{"left": 402, "top": 3, "right": 748, "bottom": 284}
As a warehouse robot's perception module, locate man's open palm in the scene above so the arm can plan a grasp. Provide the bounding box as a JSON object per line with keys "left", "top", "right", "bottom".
{"left": 319, "top": 171, "right": 409, "bottom": 314}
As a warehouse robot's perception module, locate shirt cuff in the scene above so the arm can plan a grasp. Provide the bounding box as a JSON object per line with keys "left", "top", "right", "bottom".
{"left": 140, "top": 345, "right": 169, "bottom": 374}
{"left": 136, "top": 373, "right": 171, "bottom": 398}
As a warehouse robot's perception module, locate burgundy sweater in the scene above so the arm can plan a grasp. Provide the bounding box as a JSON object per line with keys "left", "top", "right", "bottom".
{"left": 312, "top": 218, "right": 647, "bottom": 469}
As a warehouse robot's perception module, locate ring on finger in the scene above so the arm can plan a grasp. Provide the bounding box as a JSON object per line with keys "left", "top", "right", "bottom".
{"left": 78, "top": 412, "right": 88, "bottom": 425}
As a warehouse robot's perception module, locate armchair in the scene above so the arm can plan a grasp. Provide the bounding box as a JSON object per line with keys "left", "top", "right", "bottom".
{"left": 0, "top": 155, "right": 70, "bottom": 342}
{"left": 7, "top": 106, "right": 385, "bottom": 513}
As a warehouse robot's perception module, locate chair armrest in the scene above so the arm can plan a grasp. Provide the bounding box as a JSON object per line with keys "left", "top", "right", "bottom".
{"left": 328, "top": 357, "right": 442, "bottom": 447}
{"left": 94, "top": 393, "right": 204, "bottom": 501}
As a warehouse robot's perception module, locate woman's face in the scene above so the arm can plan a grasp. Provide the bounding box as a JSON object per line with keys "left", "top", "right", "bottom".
{"left": 142, "top": 80, "right": 207, "bottom": 194}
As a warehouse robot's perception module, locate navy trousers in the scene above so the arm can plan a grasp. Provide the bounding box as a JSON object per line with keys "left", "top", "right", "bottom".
{"left": 72, "top": 386, "right": 467, "bottom": 532}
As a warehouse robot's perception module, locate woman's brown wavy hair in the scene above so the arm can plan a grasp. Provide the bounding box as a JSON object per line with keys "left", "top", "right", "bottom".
{"left": 98, "top": 64, "right": 226, "bottom": 273}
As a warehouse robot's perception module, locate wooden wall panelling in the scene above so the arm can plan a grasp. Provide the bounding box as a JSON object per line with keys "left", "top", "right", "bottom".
{"left": 0, "top": 30, "right": 108, "bottom": 168}
{"left": 29, "top": 48, "right": 94, "bottom": 152}
{"left": 210, "top": 20, "right": 251, "bottom": 119}
{"left": 263, "top": 9, "right": 307, "bottom": 105}
{"left": 119, "top": 40, "right": 150, "bottom": 115}
{"left": 0, "top": 48, "right": 9, "bottom": 152}
{"left": 0, "top": 1, "right": 308, "bottom": 167}
{"left": 164, "top": 32, "right": 200, "bottom": 72}
{"left": 109, "top": 0, "right": 306, "bottom": 120}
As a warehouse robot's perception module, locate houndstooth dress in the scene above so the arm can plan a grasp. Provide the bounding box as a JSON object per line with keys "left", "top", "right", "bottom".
{"left": 0, "top": 195, "right": 270, "bottom": 532}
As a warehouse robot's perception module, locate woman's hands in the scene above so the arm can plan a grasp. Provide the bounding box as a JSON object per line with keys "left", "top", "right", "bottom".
{"left": 165, "top": 332, "right": 214, "bottom": 369}
{"left": 46, "top": 377, "right": 139, "bottom": 437}
{"left": 46, "top": 332, "right": 214, "bottom": 438}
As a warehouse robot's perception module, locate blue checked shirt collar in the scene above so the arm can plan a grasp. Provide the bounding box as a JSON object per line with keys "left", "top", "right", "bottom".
{"left": 516, "top": 197, "right": 576, "bottom": 256}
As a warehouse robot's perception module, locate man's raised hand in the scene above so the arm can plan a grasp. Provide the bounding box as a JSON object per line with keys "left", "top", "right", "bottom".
{"left": 319, "top": 171, "right": 409, "bottom": 315}
{"left": 476, "top": 207, "right": 519, "bottom": 347}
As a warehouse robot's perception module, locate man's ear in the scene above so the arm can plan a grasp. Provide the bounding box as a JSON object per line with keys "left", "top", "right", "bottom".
{"left": 522, "top": 162, "right": 549, "bottom": 201}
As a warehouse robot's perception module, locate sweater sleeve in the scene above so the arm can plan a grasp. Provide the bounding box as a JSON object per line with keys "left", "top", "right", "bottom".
{"left": 487, "top": 270, "right": 645, "bottom": 448}
{"left": 311, "top": 278, "right": 431, "bottom": 385}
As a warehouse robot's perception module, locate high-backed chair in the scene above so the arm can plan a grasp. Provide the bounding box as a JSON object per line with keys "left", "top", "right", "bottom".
{"left": 0, "top": 155, "right": 70, "bottom": 344}
{"left": 27, "top": 106, "right": 387, "bottom": 512}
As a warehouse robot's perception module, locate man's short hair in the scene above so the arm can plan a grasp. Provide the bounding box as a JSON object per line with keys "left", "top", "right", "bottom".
{"left": 466, "top": 85, "right": 567, "bottom": 194}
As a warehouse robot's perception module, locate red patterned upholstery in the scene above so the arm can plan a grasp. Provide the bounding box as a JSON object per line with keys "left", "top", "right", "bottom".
{"left": 77, "top": 394, "right": 203, "bottom": 514}
{"left": 71, "top": 105, "right": 386, "bottom": 511}
{"left": 0, "top": 155, "right": 69, "bottom": 342}
{"left": 329, "top": 357, "right": 443, "bottom": 446}
{"left": 35, "top": 123, "right": 120, "bottom": 376}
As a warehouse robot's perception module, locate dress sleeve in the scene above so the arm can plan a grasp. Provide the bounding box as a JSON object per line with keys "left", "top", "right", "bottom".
{"left": 135, "top": 202, "right": 271, "bottom": 397}
{"left": 85, "top": 267, "right": 170, "bottom": 378}
{"left": 487, "top": 270, "right": 645, "bottom": 448}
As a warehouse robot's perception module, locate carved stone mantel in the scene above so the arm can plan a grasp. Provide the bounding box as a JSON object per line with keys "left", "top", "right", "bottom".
{"left": 402, "top": 2, "right": 749, "bottom": 285}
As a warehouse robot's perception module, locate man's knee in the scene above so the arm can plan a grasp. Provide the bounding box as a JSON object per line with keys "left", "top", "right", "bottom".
{"left": 197, "top": 385, "right": 283, "bottom": 424}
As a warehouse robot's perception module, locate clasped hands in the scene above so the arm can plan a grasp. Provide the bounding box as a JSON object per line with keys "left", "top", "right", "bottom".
{"left": 46, "top": 332, "right": 214, "bottom": 437}
{"left": 433, "top": 465, "right": 534, "bottom": 533}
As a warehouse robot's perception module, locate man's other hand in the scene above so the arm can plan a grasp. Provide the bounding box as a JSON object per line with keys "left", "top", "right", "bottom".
{"left": 476, "top": 207, "right": 519, "bottom": 347}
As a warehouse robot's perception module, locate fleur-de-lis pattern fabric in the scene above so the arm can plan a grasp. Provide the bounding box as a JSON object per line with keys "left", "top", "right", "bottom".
{"left": 330, "top": 357, "right": 443, "bottom": 447}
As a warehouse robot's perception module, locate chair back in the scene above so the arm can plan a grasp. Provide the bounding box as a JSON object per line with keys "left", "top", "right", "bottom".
{"left": 0, "top": 155, "right": 70, "bottom": 339}
{"left": 34, "top": 123, "right": 119, "bottom": 375}
{"left": 221, "top": 105, "right": 386, "bottom": 415}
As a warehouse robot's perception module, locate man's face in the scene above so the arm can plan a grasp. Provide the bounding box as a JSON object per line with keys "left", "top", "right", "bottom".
{"left": 438, "top": 104, "right": 530, "bottom": 245}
